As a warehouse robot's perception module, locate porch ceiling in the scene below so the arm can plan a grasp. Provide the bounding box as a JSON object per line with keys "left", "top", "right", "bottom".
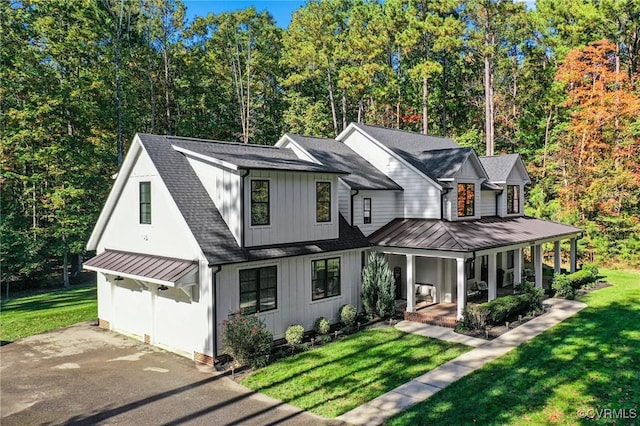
{"left": 369, "top": 216, "right": 582, "bottom": 252}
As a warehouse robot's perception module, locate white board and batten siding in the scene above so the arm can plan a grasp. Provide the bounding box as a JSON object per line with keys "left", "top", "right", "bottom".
{"left": 95, "top": 146, "right": 210, "bottom": 360}
{"left": 480, "top": 190, "right": 497, "bottom": 217}
{"left": 244, "top": 170, "right": 339, "bottom": 247}
{"left": 342, "top": 131, "right": 440, "bottom": 219}
{"left": 338, "top": 181, "right": 352, "bottom": 225}
{"left": 216, "top": 249, "right": 365, "bottom": 353}
{"left": 353, "top": 190, "right": 403, "bottom": 236}
{"left": 186, "top": 156, "right": 242, "bottom": 244}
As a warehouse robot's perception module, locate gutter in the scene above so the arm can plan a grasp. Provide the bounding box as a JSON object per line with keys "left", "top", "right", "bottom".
{"left": 239, "top": 169, "right": 250, "bottom": 247}
{"left": 350, "top": 189, "right": 360, "bottom": 227}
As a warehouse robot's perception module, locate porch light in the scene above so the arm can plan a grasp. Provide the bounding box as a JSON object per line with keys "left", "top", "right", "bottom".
{"left": 158, "top": 285, "right": 169, "bottom": 291}
{"left": 114, "top": 276, "right": 124, "bottom": 281}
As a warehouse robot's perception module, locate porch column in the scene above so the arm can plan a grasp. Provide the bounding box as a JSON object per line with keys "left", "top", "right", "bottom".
{"left": 406, "top": 254, "right": 416, "bottom": 313}
{"left": 570, "top": 238, "right": 577, "bottom": 273}
{"left": 513, "top": 247, "right": 522, "bottom": 284}
{"left": 488, "top": 252, "right": 497, "bottom": 301}
{"left": 554, "top": 241, "right": 561, "bottom": 274}
{"left": 456, "top": 258, "right": 466, "bottom": 320}
{"left": 534, "top": 244, "right": 543, "bottom": 288}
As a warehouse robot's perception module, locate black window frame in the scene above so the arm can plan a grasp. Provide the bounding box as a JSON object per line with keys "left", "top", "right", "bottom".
{"left": 457, "top": 183, "right": 475, "bottom": 217}
{"left": 316, "top": 181, "right": 331, "bottom": 223}
{"left": 250, "top": 180, "right": 270, "bottom": 226}
{"left": 311, "top": 257, "right": 341, "bottom": 300}
{"left": 363, "top": 197, "right": 372, "bottom": 224}
{"left": 507, "top": 185, "right": 520, "bottom": 214}
{"left": 139, "top": 181, "right": 151, "bottom": 224}
{"left": 239, "top": 265, "right": 277, "bottom": 314}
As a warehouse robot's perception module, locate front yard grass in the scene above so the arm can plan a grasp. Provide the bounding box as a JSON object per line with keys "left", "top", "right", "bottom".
{"left": 242, "top": 327, "right": 470, "bottom": 418}
{"left": 0, "top": 285, "right": 97, "bottom": 343}
{"left": 387, "top": 268, "right": 640, "bottom": 425}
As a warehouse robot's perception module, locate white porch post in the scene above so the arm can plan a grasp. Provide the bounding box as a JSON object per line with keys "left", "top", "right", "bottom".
{"left": 488, "top": 252, "right": 497, "bottom": 301}
{"left": 406, "top": 254, "right": 416, "bottom": 313}
{"left": 554, "top": 241, "right": 562, "bottom": 274}
{"left": 534, "top": 244, "right": 543, "bottom": 288}
{"left": 513, "top": 247, "right": 522, "bottom": 284}
{"left": 570, "top": 238, "right": 577, "bottom": 273}
{"left": 456, "top": 258, "right": 466, "bottom": 320}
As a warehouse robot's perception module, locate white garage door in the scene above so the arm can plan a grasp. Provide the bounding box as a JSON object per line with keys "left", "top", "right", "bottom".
{"left": 153, "top": 287, "right": 194, "bottom": 355}
{"left": 112, "top": 279, "right": 150, "bottom": 339}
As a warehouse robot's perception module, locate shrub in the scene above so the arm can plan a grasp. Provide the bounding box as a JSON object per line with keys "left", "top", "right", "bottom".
{"left": 552, "top": 266, "right": 599, "bottom": 298}
{"left": 552, "top": 274, "right": 576, "bottom": 299}
{"left": 519, "top": 282, "right": 544, "bottom": 312}
{"left": 467, "top": 304, "right": 490, "bottom": 330}
{"left": 222, "top": 312, "right": 273, "bottom": 367}
{"left": 361, "top": 252, "right": 395, "bottom": 319}
{"left": 339, "top": 304, "right": 357, "bottom": 327}
{"left": 313, "top": 316, "right": 330, "bottom": 335}
{"left": 285, "top": 324, "right": 305, "bottom": 351}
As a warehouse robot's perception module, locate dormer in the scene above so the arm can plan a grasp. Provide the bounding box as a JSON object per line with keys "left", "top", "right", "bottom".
{"left": 170, "top": 136, "right": 347, "bottom": 247}
{"left": 480, "top": 154, "right": 531, "bottom": 218}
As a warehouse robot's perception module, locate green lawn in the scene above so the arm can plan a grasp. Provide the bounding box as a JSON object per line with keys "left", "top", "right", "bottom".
{"left": 242, "top": 327, "right": 470, "bottom": 418}
{"left": 0, "top": 285, "right": 97, "bottom": 343}
{"left": 387, "top": 269, "right": 640, "bottom": 425}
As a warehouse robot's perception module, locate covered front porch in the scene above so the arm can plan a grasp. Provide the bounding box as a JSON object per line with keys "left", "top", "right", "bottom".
{"left": 369, "top": 216, "right": 583, "bottom": 321}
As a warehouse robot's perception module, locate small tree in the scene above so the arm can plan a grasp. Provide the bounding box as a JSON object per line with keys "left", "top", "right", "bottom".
{"left": 361, "top": 252, "right": 395, "bottom": 319}
{"left": 222, "top": 311, "right": 273, "bottom": 366}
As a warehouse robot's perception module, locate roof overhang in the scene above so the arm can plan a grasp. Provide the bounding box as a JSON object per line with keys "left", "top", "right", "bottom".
{"left": 84, "top": 250, "right": 198, "bottom": 287}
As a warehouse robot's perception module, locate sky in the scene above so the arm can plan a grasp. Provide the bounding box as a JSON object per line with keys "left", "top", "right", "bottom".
{"left": 182, "top": 0, "right": 536, "bottom": 28}
{"left": 182, "top": 1, "right": 306, "bottom": 27}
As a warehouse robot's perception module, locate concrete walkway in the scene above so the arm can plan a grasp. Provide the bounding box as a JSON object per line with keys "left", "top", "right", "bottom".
{"left": 337, "top": 298, "right": 587, "bottom": 426}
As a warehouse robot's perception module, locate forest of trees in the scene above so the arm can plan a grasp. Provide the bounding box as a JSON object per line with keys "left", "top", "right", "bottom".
{"left": 2, "top": 0, "right": 639, "bottom": 286}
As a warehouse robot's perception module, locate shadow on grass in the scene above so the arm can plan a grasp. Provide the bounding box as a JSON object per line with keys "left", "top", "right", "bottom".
{"left": 243, "top": 328, "right": 469, "bottom": 417}
{"left": 386, "top": 279, "right": 640, "bottom": 425}
{"left": 0, "top": 286, "right": 96, "bottom": 314}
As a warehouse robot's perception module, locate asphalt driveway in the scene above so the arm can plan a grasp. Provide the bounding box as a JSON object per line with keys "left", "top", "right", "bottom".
{"left": 0, "top": 322, "right": 343, "bottom": 425}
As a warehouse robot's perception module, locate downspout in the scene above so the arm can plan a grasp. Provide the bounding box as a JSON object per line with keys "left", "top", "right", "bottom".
{"left": 239, "top": 169, "right": 250, "bottom": 247}
{"left": 350, "top": 189, "right": 359, "bottom": 227}
{"left": 212, "top": 265, "right": 222, "bottom": 365}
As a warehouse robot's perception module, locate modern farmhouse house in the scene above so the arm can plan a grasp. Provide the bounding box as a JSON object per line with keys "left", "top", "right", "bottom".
{"left": 85, "top": 123, "right": 581, "bottom": 365}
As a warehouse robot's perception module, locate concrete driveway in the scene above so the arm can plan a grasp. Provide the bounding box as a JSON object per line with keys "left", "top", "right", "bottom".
{"left": 1, "top": 322, "right": 343, "bottom": 425}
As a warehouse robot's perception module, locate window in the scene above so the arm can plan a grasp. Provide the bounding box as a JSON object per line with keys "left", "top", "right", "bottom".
{"left": 251, "top": 180, "right": 269, "bottom": 226}
{"left": 239, "top": 266, "right": 277, "bottom": 314}
{"left": 316, "top": 181, "right": 331, "bottom": 222}
{"left": 457, "top": 183, "right": 475, "bottom": 217}
{"left": 507, "top": 185, "right": 520, "bottom": 214}
{"left": 363, "top": 198, "right": 372, "bottom": 224}
{"left": 312, "top": 258, "right": 340, "bottom": 300}
{"left": 139, "top": 182, "right": 151, "bottom": 224}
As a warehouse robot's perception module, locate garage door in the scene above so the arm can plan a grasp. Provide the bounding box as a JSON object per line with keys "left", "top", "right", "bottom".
{"left": 153, "top": 287, "right": 194, "bottom": 355}
{"left": 112, "top": 279, "right": 150, "bottom": 339}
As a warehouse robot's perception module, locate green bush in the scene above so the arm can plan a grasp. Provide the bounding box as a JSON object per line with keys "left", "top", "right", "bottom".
{"left": 466, "top": 304, "right": 490, "bottom": 330}
{"left": 285, "top": 324, "right": 305, "bottom": 349}
{"left": 552, "top": 275, "right": 576, "bottom": 299}
{"left": 484, "top": 295, "right": 530, "bottom": 324}
{"left": 361, "top": 252, "right": 395, "bottom": 319}
{"left": 339, "top": 304, "right": 357, "bottom": 327}
{"left": 313, "top": 316, "right": 330, "bottom": 335}
{"left": 552, "top": 266, "right": 599, "bottom": 298}
{"left": 222, "top": 312, "right": 273, "bottom": 367}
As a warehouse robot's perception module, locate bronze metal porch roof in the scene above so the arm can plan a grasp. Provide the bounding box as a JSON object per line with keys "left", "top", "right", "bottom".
{"left": 84, "top": 250, "right": 198, "bottom": 286}
{"left": 369, "top": 216, "right": 582, "bottom": 252}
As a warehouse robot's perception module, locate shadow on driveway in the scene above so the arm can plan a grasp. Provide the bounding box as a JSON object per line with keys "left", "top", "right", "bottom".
{"left": 0, "top": 322, "right": 344, "bottom": 425}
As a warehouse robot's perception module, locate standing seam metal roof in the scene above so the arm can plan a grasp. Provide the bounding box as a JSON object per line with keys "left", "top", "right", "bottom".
{"left": 369, "top": 216, "right": 582, "bottom": 252}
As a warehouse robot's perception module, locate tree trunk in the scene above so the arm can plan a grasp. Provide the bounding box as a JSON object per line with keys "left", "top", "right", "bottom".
{"left": 342, "top": 88, "right": 348, "bottom": 130}
{"left": 63, "top": 252, "right": 70, "bottom": 288}
{"left": 327, "top": 71, "right": 338, "bottom": 136}
{"left": 422, "top": 76, "right": 428, "bottom": 134}
{"left": 484, "top": 52, "right": 494, "bottom": 156}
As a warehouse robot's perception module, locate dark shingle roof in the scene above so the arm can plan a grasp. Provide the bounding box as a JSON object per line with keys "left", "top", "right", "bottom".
{"left": 349, "top": 124, "right": 471, "bottom": 182}
{"left": 137, "top": 133, "right": 369, "bottom": 266}
{"left": 138, "top": 134, "right": 247, "bottom": 265}
{"left": 479, "top": 154, "right": 520, "bottom": 182}
{"left": 285, "top": 134, "right": 402, "bottom": 190}
{"left": 369, "top": 216, "right": 582, "bottom": 252}
{"left": 246, "top": 215, "right": 370, "bottom": 261}
{"left": 169, "top": 135, "right": 346, "bottom": 174}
